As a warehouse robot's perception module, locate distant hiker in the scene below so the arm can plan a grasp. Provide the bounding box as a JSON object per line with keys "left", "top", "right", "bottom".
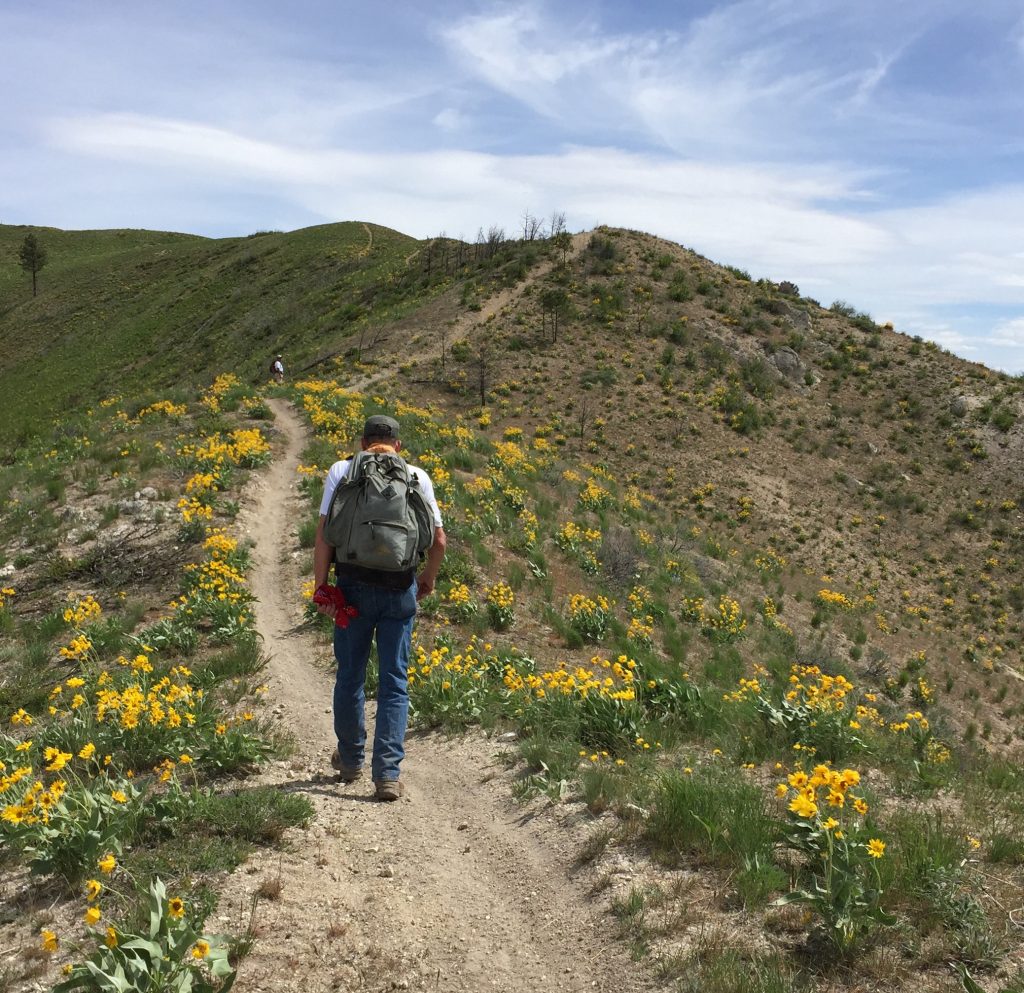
{"left": 313, "top": 414, "right": 446, "bottom": 801}
{"left": 270, "top": 355, "right": 285, "bottom": 383}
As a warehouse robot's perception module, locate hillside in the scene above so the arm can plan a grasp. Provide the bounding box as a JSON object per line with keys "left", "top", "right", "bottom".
{"left": 2, "top": 220, "right": 1024, "bottom": 991}
{"left": 0, "top": 222, "right": 422, "bottom": 442}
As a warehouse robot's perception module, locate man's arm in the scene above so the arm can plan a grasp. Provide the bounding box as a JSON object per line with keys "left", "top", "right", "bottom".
{"left": 416, "top": 526, "right": 446, "bottom": 600}
{"left": 313, "top": 515, "right": 336, "bottom": 616}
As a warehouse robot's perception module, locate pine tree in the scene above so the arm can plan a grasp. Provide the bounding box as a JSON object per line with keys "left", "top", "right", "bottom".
{"left": 18, "top": 233, "right": 48, "bottom": 297}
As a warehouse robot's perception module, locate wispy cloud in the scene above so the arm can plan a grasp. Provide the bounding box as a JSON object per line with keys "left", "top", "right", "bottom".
{"left": 441, "top": 6, "right": 637, "bottom": 116}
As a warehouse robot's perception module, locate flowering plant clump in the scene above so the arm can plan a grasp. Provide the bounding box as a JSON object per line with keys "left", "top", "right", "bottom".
{"left": 681, "top": 595, "right": 747, "bottom": 643}
{"left": 567, "top": 593, "right": 611, "bottom": 642}
{"left": 754, "top": 548, "right": 787, "bottom": 575}
{"left": 774, "top": 762, "right": 894, "bottom": 951}
{"left": 626, "top": 615, "right": 655, "bottom": 647}
{"left": 555, "top": 522, "right": 601, "bottom": 574}
{"left": 577, "top": 478, "right": 613, "bottom": 511}
{"left": 513, "top": 507, "right": 538, "bottom": 551}
{"left": 486, "top": 583, "right": 516, "bottom": 630}
{"left": 760, "top": 597, "right": 793, "bottom": 637}
{"left": 137, "top": 400, "right": 187, "bottom": 420}
{"left": 445, "top": 583, "right": 479, "bottom": 624}
{"left": 739, "top": 663, "right": 880, "bottom": 761}
{"left": 816, "top": 589, "right": 858, "bottom": 612}
{"left": 407, "top": 636, "right": 506, "bottom": 728}
{"left": 170, "top": 530, "right": 254, "bottom": 642}
{"left": 198, "top": 373, "right": 241, "bottom": 414}
{"left": 64, "top": 595, "right": 103, "bottom": 627}
{"left": 54, "top": 877, "right": 235, "bottom": 993}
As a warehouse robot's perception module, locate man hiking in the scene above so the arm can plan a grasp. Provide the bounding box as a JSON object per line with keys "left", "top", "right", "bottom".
{"left": 270, "top": 355, "right": 285, "bottom": 383}
{"left": 313, "top": 414, "right": 446, "bottom": 801}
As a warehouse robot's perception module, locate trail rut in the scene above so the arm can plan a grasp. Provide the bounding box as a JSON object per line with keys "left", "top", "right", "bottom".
{"left": 220, "top": 399, "right": 658, "bottom": 993}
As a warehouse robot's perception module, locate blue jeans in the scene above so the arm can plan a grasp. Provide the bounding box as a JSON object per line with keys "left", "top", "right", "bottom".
{"left": 332, "top": 578, "right": 417, "bottom": 782}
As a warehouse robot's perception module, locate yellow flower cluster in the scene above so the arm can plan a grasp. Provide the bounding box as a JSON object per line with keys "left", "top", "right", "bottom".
{"left": 409, "top": 638, "right": 490, "bottom": 686}
{"left": 177, "top": 428, "right": 270, "bottom": 470}
{"left": 816, "top": 588, "right": 856, "bottom": 610}
{"left": 185, "top": 472, "right": 219, "bottom": 496}
{"left": 626, "top": 616, "right": 654, "bottom": 645}
{"left": 177, "top": 496, "right": 214, "bottom": 524}
{"left": 492, "top": 441, "right": 534, "bottom": 474}
{"left": 63, "top": 595, "right": 102, "bottom": 627}
{"left": 626, "top": 585, "right": 653, "bottom": 617}
{"left": 569, "top": 593, "right": 610, "bottom": 618}
{"left": 889, "top": 710, "right": 929, "bottom": 734}
{"left": 754, "top": 549, "right": 787, "bottom": 574}
{"left": 487, "top": 584, "right": 515, "bottom": 609}
{"left": 556, "top": 521, "right": 601, "bottom": 550}
{"left": 681, "top": 595, "right": 747, "bottom": 640}
{"left": 2, "top": 778, "right": 69, "bottom": 826}
{"left": 200, "top": 373, "right": 241, "bottom": 413}
{"left": 179, "top": 557, "right": 248, "bottom": 607}
{"left": 504, "top": 655, "right": 637, "bottom": 703}
{"left": 202, "top": 530, "right": 237, "bottom": 557}
{"left": 464, "top": 476, "right": 494, "bottom": 497}
{"left": 517, "top": 508, "right": 538, "bottom": 548}
{"left": 298, "top": 382, "right": 364, "bottom": 444}
{"left": 777, "top": 762, "right": 870, "bottom": 822}
{"left": 786, "top": 665, "right": 854, "bottom": 713}
{"left": 138, "top": 400, "right": 187, "bottom": 419}
{"left": 689, "top": 482, "right": 715, "bottom": 509}
{"left": 59, "top": 635, "right": 93, "bottom": 661}
{"left": 0, "top": 587, "right": 14, "bottom": 611}
{"left": 578, "top": 478, "right": 612, "bottom": 510}
{"left": 93, "top": 661, "right": 198, "bottom": 733}
{"left": 760, "top": 597, "right": 793, "bottom": 636}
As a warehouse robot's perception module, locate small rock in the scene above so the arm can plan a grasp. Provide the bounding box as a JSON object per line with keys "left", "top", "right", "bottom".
{"left": 457, "top": 822, "right": 469, "bottom": 831}
{"left": 139, "top": 486, "right": 159, "bottom": 501}
{"left": 496, "top": 731, "right": 518, "bottom": 742}
{"left": 379, "top": 865, "right": 394, "bottom": 878}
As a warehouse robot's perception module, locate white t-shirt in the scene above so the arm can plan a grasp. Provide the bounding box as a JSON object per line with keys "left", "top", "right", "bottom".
{"left": 319, "top": 456, "right": 443, "bottom": 528}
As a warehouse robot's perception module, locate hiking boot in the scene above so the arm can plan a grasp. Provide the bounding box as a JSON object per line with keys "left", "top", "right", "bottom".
{"left": 330, "top": 750, "right": 362, "bottom": 783}
{"left": 374, "top": 779, "right": 403, "bottom": 802}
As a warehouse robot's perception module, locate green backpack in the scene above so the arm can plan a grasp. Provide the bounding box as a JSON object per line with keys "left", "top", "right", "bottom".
{"left": 324, "top": 451, "right": 434, "bottom": 572}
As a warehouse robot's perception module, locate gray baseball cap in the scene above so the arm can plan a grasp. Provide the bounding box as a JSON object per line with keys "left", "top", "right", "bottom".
{"left": 362, "top": 414, "right": 400, "bottom": 439}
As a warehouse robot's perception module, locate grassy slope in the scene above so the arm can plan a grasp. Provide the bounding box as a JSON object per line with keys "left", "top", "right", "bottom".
{"left": 0, "top": 222, "right": 419, "bottom": 442}
{"left": 390, "top": 227, "right": 1024, "bottom": 744}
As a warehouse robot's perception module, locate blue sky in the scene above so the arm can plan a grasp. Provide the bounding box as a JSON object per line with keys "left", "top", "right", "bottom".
{"left": 2, "top": 1, "right": 1024, "bottom": 373}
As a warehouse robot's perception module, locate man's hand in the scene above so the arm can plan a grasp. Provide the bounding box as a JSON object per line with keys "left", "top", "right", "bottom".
{"left": 416, "top": 573, "right": 436, "bottom": 601}
{"left": 417, "top": 526, "right": 446, "bottom": 602}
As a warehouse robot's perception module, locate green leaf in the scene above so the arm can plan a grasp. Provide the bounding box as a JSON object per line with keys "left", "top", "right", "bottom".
{"left": 956, "top": 965, "right": 989, "bottom": 993}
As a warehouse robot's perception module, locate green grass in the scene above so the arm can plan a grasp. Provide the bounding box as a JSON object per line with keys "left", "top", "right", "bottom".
{"left": 0, "top": 222, "right": 421, "bottom": 445}
{"left": 642, "top": 768, "right": 780, "bottom": 870}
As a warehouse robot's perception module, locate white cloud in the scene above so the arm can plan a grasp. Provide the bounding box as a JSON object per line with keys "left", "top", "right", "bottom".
{"left": 433, "top": 108, "right": 467, "bottom": 132}
{"left": 988, "top": 317, "right": 1024, "bottom": 347}
{"left": 442, "top": 5, "right": 635, "bottom": 115}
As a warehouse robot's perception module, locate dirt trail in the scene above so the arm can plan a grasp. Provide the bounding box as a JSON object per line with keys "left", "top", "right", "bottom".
{"left": 222, "top": 399, "right": 658, "bottom": 993}
{"left": 348, "top": 232, "right": 590, "bottom": 396}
